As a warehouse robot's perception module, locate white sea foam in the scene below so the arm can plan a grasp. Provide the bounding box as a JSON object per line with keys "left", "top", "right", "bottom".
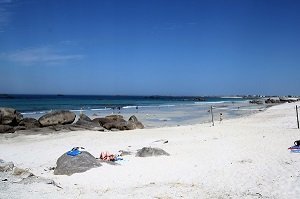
{"left": 70, "top": 109, "right": 84, "bottom": 112}
{"left": 220, "top": 96, "right": 243, "bottom": 99}
{"left": 158, "top": 104, "right": 175, "bottom": 107}
{"left": 194, "top": 101, "right": 229, "bottom": 104}
{"left": 91, "top": 108, "right": 111, "bottom": 111}
{"left": 123, "top": 106, "right": 136, "bottom": 109}
{"left": 21, "top": 111, "right": 47, "bottom": 115}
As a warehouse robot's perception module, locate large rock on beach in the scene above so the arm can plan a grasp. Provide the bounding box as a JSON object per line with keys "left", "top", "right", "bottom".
{"left": 103, "top": 121, "right": 131, "bottom": 130}
{"left": 105, "top": 115, "right": 124, "bottom": 121}
{"left": 79, "top": 113, "right": 92, "bottom": 122}
{"left": 75, "top": 119, "right": 105, "bottom": 131}
{"left": 18, "top": 118, "right": 41, "bottom": 129}
{"left": 0, "top": 124, "right": 15, "bottom": 134}
{"left": 0, "top": 107, "right": 23, "bottom": 126}
{"left": 54, "top": 151, "right": 101, "bottom": 176}
{"left": 136, "top": 147, "right": 170, "bottom": 157}
{"left": 101, "top": 115, "right": 144, "bottom": 131}
{"left": 265, "top": 98, "right": 281, "bottom": 104}
{"left": 249, "top": 100, "right": 264, "bottom": 105}
{"left": 93, "top": 115, "right": 126, "bottom": 127}
{"left": 128, "top": 115, "right": 144, "bottom": 129}
{"left": 38, "top": 110, "right": 76, "bottom": 127}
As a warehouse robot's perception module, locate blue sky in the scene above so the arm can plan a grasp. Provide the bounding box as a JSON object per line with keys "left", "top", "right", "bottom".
{"left": 0, "top": 0, "right": 299, "bottom": 96}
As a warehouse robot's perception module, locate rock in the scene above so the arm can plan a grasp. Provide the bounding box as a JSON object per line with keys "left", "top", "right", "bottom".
{"left": 14, "top": 126, "right": 27, "bottom": 131}
{"left": 128, "top": 115, "right": 144, "bottom": 129}
{"left": 128, "top": 115, "right": 139, "bottom": 123}
{"left": 79, "top": 114, "right": 92, "bottom": 122}
{"left": 265, "top": 98, "right": 281, "bottom": 104}
{"left": 103, "top": 121, "right": 128, "bottom": 130}
{"left": 103, "top": 120, "right": 143, "bottom": 131}
{"left": 279, "top": 97, "right": 298, "bottom": 103}
{"left": 105, "top": 115, "right": 124, "bottom": 121}
{"left": 249, "top": 100, "right": 264, "bottom": 104}
{"left": 38, "top": 110, "right": 76, "bottom": 127}
{"left": 74, "top": 119, "right": 104, "bottom": 131}
{"left": 12, "top": 167, "right": 34, "bottom": 179}
{"left": 18, "top": 118, "right": 40, "bottom": 129}
{"left": 0, "top": 107, "right": 23, "bottom": 126}
{"left": 54, "top": 151, "right": 101, "bottom": 176}
{"left": 93, "top": 117, "right": 126, "bottom": 127}
{"left": 0, "top": 125, "right": 15, "bottom": 133}
{"left": 136, "top": 147, "right": 170, "bottom": 157}
{"left": 0, "top": 161, "right": 14, "bottom": 172}
{"left": 102, "top": 115, "right": 144, "bottom": 131}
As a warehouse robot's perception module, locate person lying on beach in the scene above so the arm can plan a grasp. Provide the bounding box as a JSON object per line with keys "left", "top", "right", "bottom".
{"left": 100, "top": 151, "right": 116, "bottom": 161}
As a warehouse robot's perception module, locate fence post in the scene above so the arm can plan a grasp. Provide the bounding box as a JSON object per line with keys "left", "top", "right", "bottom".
{"left": 296, "top": 105, "right": 299, "bottom": 129}
{"left": 211, "top": 105, "right": 214, "bottom": 126}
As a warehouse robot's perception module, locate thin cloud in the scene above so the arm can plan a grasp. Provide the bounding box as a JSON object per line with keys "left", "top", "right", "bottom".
{"left": 1, "top": 46, "right": 85, "bottom": 65}
{"left": 0, "top": 0, "right": 13, "bottom": 32}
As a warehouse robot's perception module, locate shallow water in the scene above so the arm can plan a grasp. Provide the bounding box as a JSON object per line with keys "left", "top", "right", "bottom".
{"left": 0, "top": 95, "right": 266, "bottom": 128}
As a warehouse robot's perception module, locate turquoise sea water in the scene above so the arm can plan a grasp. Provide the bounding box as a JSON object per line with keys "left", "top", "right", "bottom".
{"left": 0, "top": 95, "right": 265, "bottom": 128}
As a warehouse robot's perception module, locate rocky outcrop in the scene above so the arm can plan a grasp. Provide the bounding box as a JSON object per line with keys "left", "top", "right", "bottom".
{"left": 0, "top": 107, "right": 23, "bottom": 126}
{"left": 128, "top": 115, "right": 144, "bottom": 129}
{"left": 0, "top": 125, "right": 15, "bottom": 134}
{"left": 38, "top": 110, "right": 76, "bottom": 127}
{"left": 105, "top": 115, "right": 124, "bottom": 121}
{"left": 92, "top": 115, "right": 126, "bottom": 127}
{"left": 74, "top": 119, "right": 104, "bottom": 131}
{"left": 136, "top": 147, "right": 170, "bottom": 157}
{"left": 102, "top": 115, "right": 144, "bottom": 131}
{"left": 18, "top": 118, "right": 40, "bottom": 129}
{"left": 265, "top": 98, "right": 281, "bottom": 104}
{"left": 0, "top": 108, "right": 144, "bottom": 134}
{"left": 279, "top": 97, "right": 299, "bottom": 103}
{"left": 249, "top": 100, "right": 264, "bottom": 104}
{"left": 54, "top": 151, "right": 101, "bottom": 176}
{"left": 103, "top": 121, "right": 131, "bottom": 130}
{"left": 79, "top": 113, "right": 92, "bottom": 122}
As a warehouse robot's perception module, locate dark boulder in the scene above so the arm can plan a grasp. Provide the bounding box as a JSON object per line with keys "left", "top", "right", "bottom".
{"left": 103, "top": 121, "right": 141, "bottom": 131}
{"left": 105, "top": 115, "right": 124, "bottom": 121}
{"left": 136, "top": 147, "right": 170, "bottom": 157}
{"left": 0, "top": 125, "right": 15, "bottom": 134}
{"left": 75, "top": 119, "right": 104, "bottom": 131}
{"left": 128, "top": 115, "right": 144, "bottom": 129}
{"left": 79, "top": 114, "right": 92, "bottom": 122}
{"left": 249, "top": 100, "right": 264, "bottom": 105}
{"left": 102, "top": 115, "right": 144, "bottom": 131}
{"left": 0, "top": 107, "right": 23, "bottom": 126}
{"left": 103, "top": 121, "right": 128, "bottom": 130}
{"left": 93, "top": 116, "right": 126, "bottom": 126}
{"left": 128, "top": 115, "right": 139, "bottom": 123}
{"left": 265, "top": 98, "right": 281, "bottom": 104}
{"left": 38, "top": 110, "right": 76, "bottom": 127}
{"left": 18, "top": 118, "right": 40, "bottom": 129}
{"left": 279, "top": 97, "right": 298, "bottom": 103}
{"left": 54, "top": 151, "right": 101, "bottom": 176}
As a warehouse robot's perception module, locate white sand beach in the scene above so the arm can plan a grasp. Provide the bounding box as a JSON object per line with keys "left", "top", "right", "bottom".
{"left": 1, "top": 102, "right": 300, "bottom": 198}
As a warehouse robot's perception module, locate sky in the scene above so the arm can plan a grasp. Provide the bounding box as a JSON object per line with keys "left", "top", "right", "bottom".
{"left": 0, "top": 0, "right": 299, "bottom": 96}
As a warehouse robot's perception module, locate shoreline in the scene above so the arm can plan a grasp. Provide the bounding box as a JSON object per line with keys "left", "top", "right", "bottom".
{"left": 1, "top": 102, "right": 300, "bottom": 198}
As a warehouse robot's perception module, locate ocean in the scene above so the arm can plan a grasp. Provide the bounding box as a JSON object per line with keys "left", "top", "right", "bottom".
{"left": 0, "top": 94, "right": 265, "bottom": 128}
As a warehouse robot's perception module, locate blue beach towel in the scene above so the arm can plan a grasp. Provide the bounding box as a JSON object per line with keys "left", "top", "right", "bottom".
{"left": 67, "top": 149, "right": 81, "bottom": 156}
